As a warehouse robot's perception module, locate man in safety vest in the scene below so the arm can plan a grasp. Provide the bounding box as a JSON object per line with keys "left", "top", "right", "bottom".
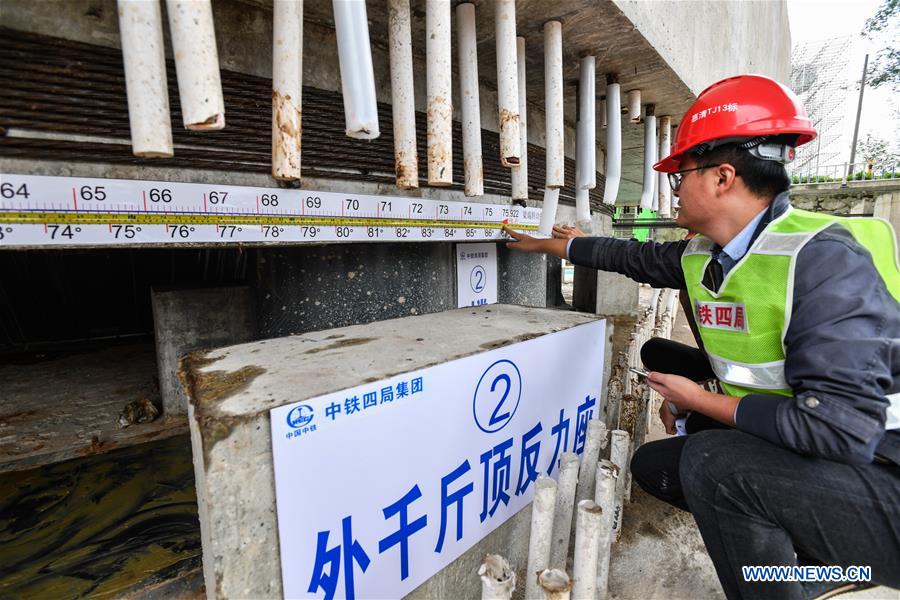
{"left": 504, "top": 74, "right": 899, "bottom": 599}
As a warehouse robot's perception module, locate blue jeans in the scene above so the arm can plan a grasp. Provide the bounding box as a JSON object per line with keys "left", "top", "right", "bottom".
{"left": 632, "top": 338, "right": 900, "bottom": 598}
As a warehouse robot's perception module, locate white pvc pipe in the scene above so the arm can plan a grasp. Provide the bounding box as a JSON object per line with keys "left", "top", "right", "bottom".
{"left": 577, "top": 56, "right": 596, "bottom": 190}
{"left": 666, "top": 287, "right": 680, "bottom": 315}
{"left": 574, "top": 88, "right": 589, "bottom": 224}
{"left": 271, "top": 0, "right": 303, "bottom": 181}
{"left": 600, "top": 97, "right": 607, "bottom": 129}
{"left": 575, "top": 187, "right": 591, "bottom": 226}
{"left": 427, "top": 0, "right": 453, "bottom": 185}
{"left": 333, "top": 0, "right": 380, "bottom": 139}
{"left": 639, "top": 107, "right": 657, "bottom": 210}
{"left": 539, "top": 569, "right": 572, "bottom": 600}
{"left": 576, "top": 419, "right": 607, "bottom": 504}
{"left": 166, "top": 0, "right": 225, "bottom": 130}
{"left": 549, "top": 451, "right": 579, "bottom": 569}
{"left": 602, "top": 79, "right": 621, "bottom": 205}
{"left": 609, "top": 429, "right": 631, "bottom": 541}
{"left": 388, "top": 0, "right": 418, "bottom": 189}
{"left": 479, "top": 554, "right": 516, "bottom": 600}
{"left": 658, "top": 116, "right": 672, "bottom": 217}
{"left": 456, "top": 3, "right": 483, "bottom": 196}
{"left": 494, "top": 0, "right": 520, "bottom": 167}
{"left": 571, "top": 500, "right": 603, "bottom": 600}
{"left": 624, "top": 333, "right": 637, "bottom": 397}
{"left": 626, "top": 89, "right": 641, "bottom": 123}
{"left": 525, "top": 477, "right": 558, "bottom": 600}
{"left": 594, "top": 460, "right": 618, "bottom": 599}
{"left": 538, "top": 187, "right": 560, "bottom": 237}
{"left": 118, "top": 0, "right": 173, "bottom": 157}
{"left": 624, "top": 438, "right": 636, "bottom": 503}
{"left": 648, "top": 287, "right": 662, "bottom": 327}
{"left": 511, "top": 37, "right": 529, "bottom": 199}
{"left": 544, "top": 21, "right": 564, "bottom": 189}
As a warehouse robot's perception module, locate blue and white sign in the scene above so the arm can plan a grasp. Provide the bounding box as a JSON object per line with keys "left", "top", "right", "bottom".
{"left": 270, "top": 319, "right": 606, "bottom": 599}
{"left": 457, "top": 242, "right": 497, "bottom": 307}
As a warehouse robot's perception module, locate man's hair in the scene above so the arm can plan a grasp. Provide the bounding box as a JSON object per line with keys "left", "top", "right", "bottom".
{"left": 693, "top": 142, "right": 791, "bottom": 200}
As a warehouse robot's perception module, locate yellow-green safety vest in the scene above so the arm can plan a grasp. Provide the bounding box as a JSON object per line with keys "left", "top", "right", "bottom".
{"left": 681, "top": 206, "right": 900, "bottom": 429}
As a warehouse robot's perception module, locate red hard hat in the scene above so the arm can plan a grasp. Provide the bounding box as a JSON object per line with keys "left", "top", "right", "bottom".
{"left": 654, "top": 74, "right": 817, "bottom": 172}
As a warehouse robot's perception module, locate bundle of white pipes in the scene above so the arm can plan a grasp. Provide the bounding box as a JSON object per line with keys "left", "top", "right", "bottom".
{"left": 602, "top": 75, "right": 621, "bottom": 205}
{"left": 639, "top": 105, "right": 658, "bottom": 210}
{"left": 166, "top": 0, "right": 225, "bottom": 130}
{"left": 117, "top": 0, "right": 173, "bottom": 157}
{"left": 479, "top": 554, "right": 516, "bottom": 600}
{"left": 456, "top": 2, "right": 483, "bottom": 196}
{"left": 494, "top": 0, "right": 520, "bottom": 167}
{"left": 334, "top": 0, "right": 380, "bottom": 139}
{"left": 271, "top": 0, "right": 303, "bottom": 181}
{"left": 543, "top": 21, "right": 564, "bottom": 189}
{"left": 388, "top": 0, "right": 418, "bottom": 189}
{"left": 426, "top": 0, "right": 453, "bottom": 185}
{"left": 511, "top": 37, "right": 529, "bottom": 200}
{"left": 658, "top": 116, "right": 673, "bottom": 217}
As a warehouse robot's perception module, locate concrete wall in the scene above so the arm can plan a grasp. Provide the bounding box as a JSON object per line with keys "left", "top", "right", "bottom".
{"left": 789, "top": 179, "right": 900, "bottom": 216}
{"left": 613, "top": 0, "right": 792, "bottom": 92}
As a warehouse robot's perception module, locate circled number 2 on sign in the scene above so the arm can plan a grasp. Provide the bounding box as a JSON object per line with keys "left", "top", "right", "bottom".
{"left": 470, "top": 265, "right": 486, "bottom": 293}
{"left": 472, "top": 359, "right": 522, "bottom": 433}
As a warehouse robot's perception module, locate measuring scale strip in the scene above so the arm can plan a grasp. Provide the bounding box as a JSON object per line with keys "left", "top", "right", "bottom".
{"left": 0, "top": 174, "right": 541, "bottom": 246}
{"left": 0, "top": 210, "right": 540, "bottom": 231}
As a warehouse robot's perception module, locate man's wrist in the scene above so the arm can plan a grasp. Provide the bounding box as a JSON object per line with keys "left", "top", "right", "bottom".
{"left": 693, "top": 389, "right": 740, "bottom": 427}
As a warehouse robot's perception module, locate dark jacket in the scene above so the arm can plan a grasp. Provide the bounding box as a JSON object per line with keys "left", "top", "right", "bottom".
{"left": 568, "top": 193, "right": 900, "bottom": 466}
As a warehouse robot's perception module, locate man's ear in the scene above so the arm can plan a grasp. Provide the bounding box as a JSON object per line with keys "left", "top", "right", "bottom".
{"left": 715, "top": 163, "right": 738, "bottom": 193}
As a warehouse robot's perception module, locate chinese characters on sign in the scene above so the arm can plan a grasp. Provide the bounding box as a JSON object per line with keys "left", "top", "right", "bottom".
{"left": 457, "top": 242, "right": 498, "bottom": 308}
{"left": 270, "top": 319, "right": 607, "bottom": 599}
{"left": 694, "top": 300, "right": 748, "bottom": 332}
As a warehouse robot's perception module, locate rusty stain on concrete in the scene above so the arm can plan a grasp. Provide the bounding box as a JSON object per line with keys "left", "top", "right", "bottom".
{"left": 303, "top": 337, "right": 375, "bottom": 354}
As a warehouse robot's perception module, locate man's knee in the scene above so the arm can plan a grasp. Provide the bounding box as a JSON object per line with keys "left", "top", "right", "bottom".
{"left": 639, "top": 337, "right": 669, "bottom": 371}
{"left": 679, "top": 429, "right": 740, "bottom": 502}
{"left": 630, "top": 438, "right": 687, "bottom": 502}
{"left": 629, "top": 441, "right": 656, "bottom": 486}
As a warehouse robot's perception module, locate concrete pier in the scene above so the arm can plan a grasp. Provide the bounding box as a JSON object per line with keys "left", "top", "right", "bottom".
{"left": 179, "top": 304, "right": 608, "bottom": 598}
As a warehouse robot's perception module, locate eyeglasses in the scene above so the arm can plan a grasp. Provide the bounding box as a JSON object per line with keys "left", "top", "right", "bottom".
{"left": 667, "top": 164, "right": 722, "bottom": 192}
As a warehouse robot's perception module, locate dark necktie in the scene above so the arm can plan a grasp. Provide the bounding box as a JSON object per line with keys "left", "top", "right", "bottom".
{"left": 703, "top": 252, "right": 724, "bottom": 292}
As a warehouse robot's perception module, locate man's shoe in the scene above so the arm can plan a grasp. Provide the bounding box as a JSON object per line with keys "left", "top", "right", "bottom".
{"left": 801, "top": 580, "right": 875, "bottom": 600}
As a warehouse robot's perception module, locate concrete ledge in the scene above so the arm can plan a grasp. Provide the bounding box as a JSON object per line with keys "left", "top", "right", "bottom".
{"left": 179, "top": 304, "right": 605, "bottom": 599}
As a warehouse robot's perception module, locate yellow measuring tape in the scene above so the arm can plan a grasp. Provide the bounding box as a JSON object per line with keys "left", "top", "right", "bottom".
{"left": 0, "top": 211, "right": 539, "bottom": 231}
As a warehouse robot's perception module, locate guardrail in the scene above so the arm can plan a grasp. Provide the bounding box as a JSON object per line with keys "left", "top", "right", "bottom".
{"left": 789, "top": 162, "right": 898, "bottom": 186}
